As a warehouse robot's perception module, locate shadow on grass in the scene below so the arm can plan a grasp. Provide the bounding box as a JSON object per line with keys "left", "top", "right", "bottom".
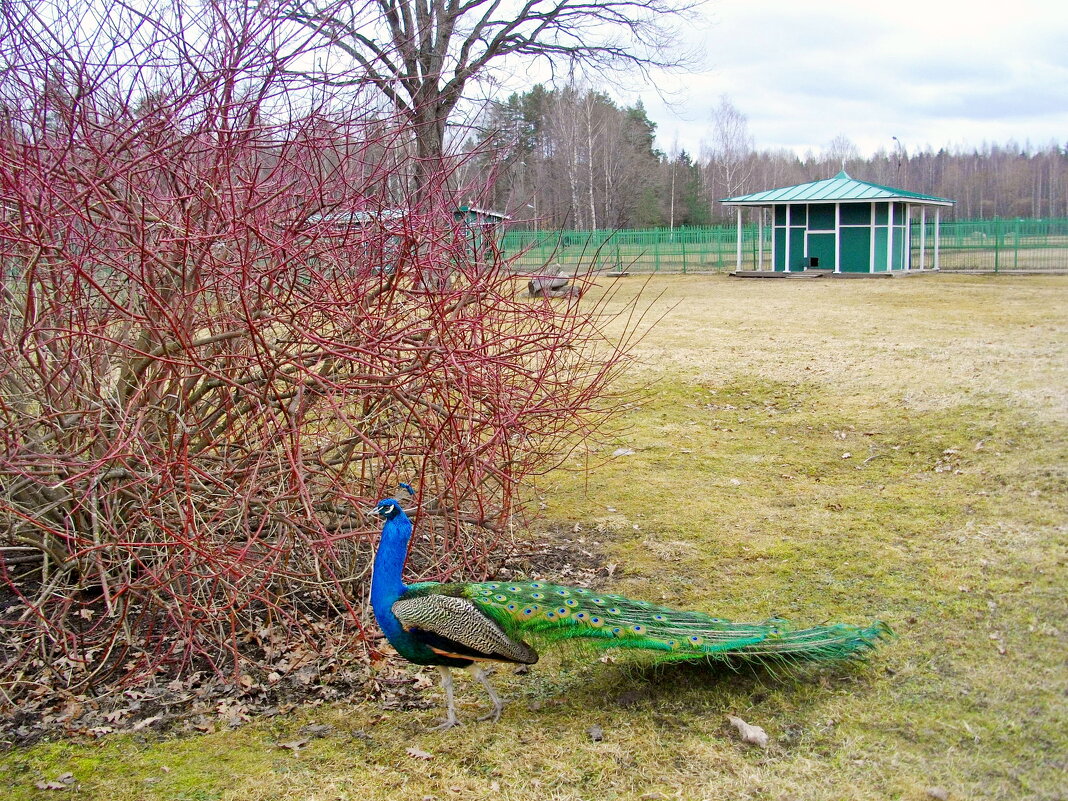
{"left": 521, "top": 651, "right": 886, "bottom": 720}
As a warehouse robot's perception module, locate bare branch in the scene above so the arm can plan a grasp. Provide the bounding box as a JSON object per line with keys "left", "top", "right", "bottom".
{"left": 278, "top": 0, "right": 702, "bottom": 174}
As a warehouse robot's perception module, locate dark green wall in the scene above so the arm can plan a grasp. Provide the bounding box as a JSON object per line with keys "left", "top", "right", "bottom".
{"left": 807, "top": 233, "right": 835, "bottom": 270}
{"left": 769, "top": 201, "right": 914, "bottom": 273}
{"left": 839, "top": 226, "right": 871, "bottom": 272}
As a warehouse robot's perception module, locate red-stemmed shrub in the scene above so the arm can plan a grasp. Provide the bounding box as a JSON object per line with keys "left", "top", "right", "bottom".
{"left": 0, "top": 0, "right": 632, "bottom": 701}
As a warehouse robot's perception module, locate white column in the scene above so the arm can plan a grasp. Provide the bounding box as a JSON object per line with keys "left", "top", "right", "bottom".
{"left": 934, "top": 208, "right": 941, "bottom": 271}
{"left": 771, "top": 208, "right": 777, "bottom": 269}
{"left": 886, "top": 202, "right": 894, "bottom": 272}
{"left": 868, "top": 203, "right": 876, "bottom": 273}
{"left": 904, "top": 203, "right": 911, "bottom": 271}
{"left": 736, "top": 209, "right": 743, "bottom": 271}
{"left": 784, "top": 206, "right": 791, "bottom": 272}
{"left": 919, "top": 207, "right": 927, "bottom": 271}
{"left": 834, "top": 202, "right": 841, "bottom": 273}
{"left": 757, "top": 208, "right": 764, "bottom": 270}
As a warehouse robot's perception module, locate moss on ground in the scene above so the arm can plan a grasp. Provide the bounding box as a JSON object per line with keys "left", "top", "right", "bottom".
{"left": 2, "top": 275, "right": 1065, "bottom": 800}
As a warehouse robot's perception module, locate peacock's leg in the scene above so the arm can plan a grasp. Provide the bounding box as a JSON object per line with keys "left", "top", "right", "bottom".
{"left": 429, "top": 665, "right": 460, "bottom": 731}
{"left": 467, "top": 664, "right": 504, "bottom": 723}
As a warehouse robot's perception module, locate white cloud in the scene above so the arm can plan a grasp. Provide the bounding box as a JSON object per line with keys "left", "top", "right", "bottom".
{"left": 640, "top": 0, "right": 1068, "bottom": 157}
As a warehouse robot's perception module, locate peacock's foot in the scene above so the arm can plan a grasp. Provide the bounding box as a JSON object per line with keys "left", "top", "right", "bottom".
{"left": 428, "top": 714, "right": 461, "bottom": 732}
{"left": 431, "top": 665, "right": 461, "bottom": 731}
{"left": 467, "top": 664, "right": 504, "bottom": 724}
{"left": 476, "top": 703, "right": 503, "bottom": 723}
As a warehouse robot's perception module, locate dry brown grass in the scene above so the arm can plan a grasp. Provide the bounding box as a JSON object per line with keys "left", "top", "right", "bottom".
{"left": 601, "top": 273, "right": 1068, "bottom": 422}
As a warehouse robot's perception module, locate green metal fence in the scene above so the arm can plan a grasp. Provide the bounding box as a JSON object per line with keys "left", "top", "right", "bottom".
{"left": 501, "top": 226, "right": 769, "bottom": 273}
{"left": 501, "top": 218, "right": 1068, "bottom": 274}
{"left": 912, "top": 218, "right": 1068, "bottom": 272}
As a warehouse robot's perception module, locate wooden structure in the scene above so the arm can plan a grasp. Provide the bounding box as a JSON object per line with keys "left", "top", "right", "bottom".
{"left": 453, "top": 205, "right": 510, "bottom": 268}
{"left": 722, "top": 172, "right": 955, "bottom": 274}
{"left": 305, "top": 206, "right": 509, "bottom": 283}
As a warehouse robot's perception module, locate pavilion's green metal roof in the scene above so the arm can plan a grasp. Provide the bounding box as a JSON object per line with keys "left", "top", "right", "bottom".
{"left": 721, "top": 171, "right": 954, "bottom": 206}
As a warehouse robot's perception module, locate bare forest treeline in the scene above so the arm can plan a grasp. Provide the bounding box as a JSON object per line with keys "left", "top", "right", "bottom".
{"left": 471, "top": 87, "right": 1068, "bottom": 227}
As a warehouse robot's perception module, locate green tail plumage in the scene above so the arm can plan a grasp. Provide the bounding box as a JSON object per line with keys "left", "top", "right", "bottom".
{"left": 463, "top": 580, "right": 891, "bottom": 667}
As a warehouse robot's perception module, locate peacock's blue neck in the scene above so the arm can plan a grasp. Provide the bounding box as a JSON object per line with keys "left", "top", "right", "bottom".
{"left": 370, "top": 508, "right": 413, "bottom": 642}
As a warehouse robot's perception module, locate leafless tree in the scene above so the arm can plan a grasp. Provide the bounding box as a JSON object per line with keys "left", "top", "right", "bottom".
{"left": 702, "top": 95, "right": 754, "bottom": 216}
{"left": 483, "top": 85, "right": 661, "bottom": 227}
{"left": 822, "top": 134, "right": 860, "bottom": 171}
{"left": 282, "top": 0, "right": 702, "bottom": 187}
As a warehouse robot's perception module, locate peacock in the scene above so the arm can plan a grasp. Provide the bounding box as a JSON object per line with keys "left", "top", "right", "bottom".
{"left": 370, "top": 498, "right": 891, "bottom": 730}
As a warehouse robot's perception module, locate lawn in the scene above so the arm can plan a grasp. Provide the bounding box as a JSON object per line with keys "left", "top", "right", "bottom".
{"left": 2, "top": 274, "right": 1065, "bottom": 801}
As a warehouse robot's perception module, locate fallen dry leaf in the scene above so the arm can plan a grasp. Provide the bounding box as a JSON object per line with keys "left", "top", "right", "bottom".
{"left": 35, "top": 772, "right": 75, "bottom": 791}
{"left": 727, "top": 715, "right": 769, "bottom": 748}
{"left": 278, "top": 738, "right": 310, "bottom": 753}
{"left": 406, "top": 747, "right": 433, "bottom": 760}
{"left": 412, "top": 673, "right": 435, "bottom": 690}
{"left": 298, "top": 723, "right": 333, "bottom": 738}
{"left": 35, "top": 781, "right": 70, "bottom": 791}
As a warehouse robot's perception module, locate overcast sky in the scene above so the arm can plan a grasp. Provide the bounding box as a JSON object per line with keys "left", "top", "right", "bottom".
{"left": 637, "top": 0, "right": 1068, "bottom": 158}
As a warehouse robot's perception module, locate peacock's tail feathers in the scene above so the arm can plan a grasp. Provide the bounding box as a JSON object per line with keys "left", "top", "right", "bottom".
{"left": 464, "top": 581, "right": 892, "bottom": 667}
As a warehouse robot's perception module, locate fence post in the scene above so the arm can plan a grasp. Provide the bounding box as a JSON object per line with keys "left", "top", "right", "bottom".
{"left": 1014, "top": 218, "right": 1020, "bottom": 270}
{"left": 994, "top": 217, "right": 1000, "bottom": 273}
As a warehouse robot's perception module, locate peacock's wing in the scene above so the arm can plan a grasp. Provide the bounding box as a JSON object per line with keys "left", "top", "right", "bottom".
{"left": 392, "top": 589, "right": 539, "bottom": 665}
{"left": 464, "top": 581, "right": 891, "bottom": 666}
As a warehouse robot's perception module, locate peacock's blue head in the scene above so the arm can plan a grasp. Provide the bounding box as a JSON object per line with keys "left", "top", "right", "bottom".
{"left": 374, "top": 498, "right": 404, "bottom": 520}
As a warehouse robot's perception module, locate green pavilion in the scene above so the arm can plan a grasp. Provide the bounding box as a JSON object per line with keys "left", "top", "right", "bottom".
{"left": 722, "top": 171, "right": 955, "bottom": 275}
